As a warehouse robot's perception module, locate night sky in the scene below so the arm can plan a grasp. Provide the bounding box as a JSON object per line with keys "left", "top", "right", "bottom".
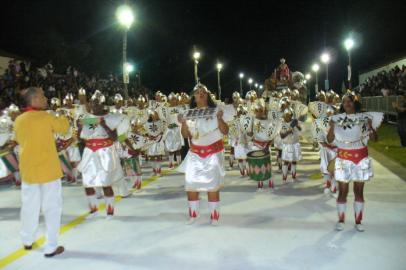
{"left": 1, "top": 0, "right": 405, "bottom": 96}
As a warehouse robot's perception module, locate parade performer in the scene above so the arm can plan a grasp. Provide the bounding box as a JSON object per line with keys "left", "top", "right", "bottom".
{"left": 243, "top": 98, "right": 279, "bottom": 190}
{"left": 316, "top": 106, "right": 337, "bottom": 195}
{"left": 15, "top": 87, "right": 69, "bottom": 257}
{"left": 122, "top": 119, "right": 149, "bottom": 190}
{"left": 272, "top": 98, "right": 290, "bottom": 171}
{"left": 230, "top": 104, "right": 250, "bottom": 176}
{"left": 327, "top": 92, "right": 383, "bottom": 232}
{"left": 77, "top": 90, "right": 127, "bottom": 219}
{"left": 144, "top": 110, "right": 166, "bottom": 176}
{"left": 59, "top": 94, "right": 83, "bottom": 182}
{"left": 280, "top": 108, "right": 302, "bottom": 182}
{"left": 164, "top": 92, "right": 184, "bottom": 168}
{"left": 110, "top": 93, "right": 131, "bottom": 198}
{"left": 178, "top": 83, "right": 229, "bottom": 225}
{"left": 308, "top": 91, "right": 329, "bottom": 151}
{"left": 48, "top": 98, "right": 76, "bottom": 183}
{"left": 228, "top": 92, "right": 242, "bottom": 168}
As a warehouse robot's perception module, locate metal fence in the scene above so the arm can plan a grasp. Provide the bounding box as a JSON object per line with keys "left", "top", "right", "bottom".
{"left": 361, "top": 95, "right": 402, "bottom": 116}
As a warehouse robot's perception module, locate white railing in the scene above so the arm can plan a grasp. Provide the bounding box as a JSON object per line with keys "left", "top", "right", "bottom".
{"left": 361, "top": 95, "right": 402, "bottom": 116}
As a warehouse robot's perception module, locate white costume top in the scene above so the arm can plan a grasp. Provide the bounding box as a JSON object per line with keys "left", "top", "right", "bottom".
{"left": 78, "top": 113, "right": 127, "bottom": 187}
{"left": 120, "top": 130, "right": 149, "bottom": 159}
{"left": 228, "top": 116, "right": 250, "bottom": 159}
{"left": 240, "top": 115, "right": 280, "bottom": 151}
{"left": 144, "top": 119, "right": 166, "bottom": 156}
{"left": 164, "top": 106, "right": 184, "bottom": 152}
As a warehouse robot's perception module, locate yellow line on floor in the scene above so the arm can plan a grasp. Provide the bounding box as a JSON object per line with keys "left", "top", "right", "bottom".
{"left": 0, "top": 169, "right": 174, "bottom": 269}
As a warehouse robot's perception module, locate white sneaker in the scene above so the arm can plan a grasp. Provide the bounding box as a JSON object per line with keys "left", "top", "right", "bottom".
{"left": 256, "top": 188, "right": 264, "bottom": 192}
{"left": 336, "top": 222, "right": 345, "bottom": 231}
{"left": 355, "top": 224, "right": 365, "bottom": 232}
{"left": 211, "top": 219, "right": 219, "bottom": 226}
{"left": 323, "top": 188, "right": 330, "bottom": 194}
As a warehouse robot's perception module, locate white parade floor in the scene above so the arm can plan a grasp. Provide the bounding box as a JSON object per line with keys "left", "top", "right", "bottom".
{"left": 1, "top": 145, "right": 406, "bottom": 270}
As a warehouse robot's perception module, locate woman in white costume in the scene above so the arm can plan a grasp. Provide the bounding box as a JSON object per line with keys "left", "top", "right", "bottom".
{"left": 230, "top": 104, "right": 250, "bottom": 176}
{"left": 122, "top": 118, "right": 149, "bottom": 190}
{"left": 77, "top": 91, "right": 126, "bottom": 219}
{"left": 243, "top": 98, "right": 279, "bottom": 189}
{"left": 280, "top": 108, "right": 302, "bottom": 182}
{"left": 145, "top": 110, "right": 166, "bottom": 176}
{"left": 164, "top": 93, "right": 184, "bottom": 168}
{"left": 178, "top": 84, "right": 229, "bottom": 225}
{"left": 316, "top": 106, "right": 337, "bottom": 195}
{"left": 59, "top": 94, "right": 82, "bottom": 182}
{"left": 228, "top": 92, "right": 242, "bottom": 168}
{"left": 327, "top": 93, "right": 381, "bottom": 232}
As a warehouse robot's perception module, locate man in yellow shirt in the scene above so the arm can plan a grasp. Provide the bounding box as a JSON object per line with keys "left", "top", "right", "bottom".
{"left": 14, "top": 87, "right": 69, "bottom": 257}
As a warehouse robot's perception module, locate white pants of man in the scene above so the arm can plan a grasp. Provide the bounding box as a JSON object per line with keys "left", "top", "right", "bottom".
{"left": 20, "top": 179, "right": 62, "bottom": 254}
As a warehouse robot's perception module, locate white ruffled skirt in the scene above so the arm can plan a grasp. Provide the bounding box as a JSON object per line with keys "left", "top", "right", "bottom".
{"left": 178, "top": 151, "right": 225, "bottom": 192}
{"left": 78, "top": 146, "right": 124, "bottom": 187}
{"left": 148, "top": 140, "right": 165, "bottom": 156}
{"left": 335, "top": 157, "right": 373, "bottom": 182}
{"left": 282, "top": 142, "right": 302, "bottom": 162}
{"left": 234, "top": 144, "right": 249, "bottom": 159}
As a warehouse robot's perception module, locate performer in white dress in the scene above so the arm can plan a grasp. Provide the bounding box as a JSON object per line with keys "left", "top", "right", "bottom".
{"left": 164, "top": 93, "right": 184, "bottom": 168}
{"left": 327, "top": 92, "right": 382, "bottom": 232}
{"left": 316, "top": 106, "right": 337, "bottom": 195}
{"left": 243, "top": 98, "right": 279, "bottom": 189}
{"left": 229, "top": 104, "right": 250, "bottom": 176}
{"left": 48, "top": 98, "right": 76, "bottom": 183}
{"left": 273, "top": 98, "right": 290, "bottom": 171}
{"left": 122, "top": 119, "right": 149, "bottom": 190}
{"left": 59, "top": 94, "right": 82, "bottom": 182}
{"left": 110, "top": 94, "right": 132, "bottom": 198}
{"left": 227, "top": 92, "right": 242, "bottom": 168}
{"left": 77, "top": 91, "right": 126, "bottom": 219}
{"left": 280, "top": 108, "right": 302, "bottom": 182}
{"left": 145, "top": 110, "right": 166, "bottom": 176}
{"left": 178, "top": 83, "right": 229, "bottom": 226}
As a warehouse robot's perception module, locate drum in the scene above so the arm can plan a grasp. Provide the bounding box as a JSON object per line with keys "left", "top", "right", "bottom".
{"left": 247, "top": 150, "right": 272, "bottom": 182}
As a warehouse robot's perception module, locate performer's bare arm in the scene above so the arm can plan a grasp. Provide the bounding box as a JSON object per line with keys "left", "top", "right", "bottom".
{"left": 368, "top": 119, "right": 378, "bottom": 142}
{"left": 327, "top": 121, "right": 335, "bottom": 144}
{"left": 280, "top": 129, "right": 292, "bottom": 139}
{"left": 178, "top": 115, "right": 192, "bottom": 139}
{"left": 100, "top": 118, "right": 118, "bottom": 141}
{"left": 217, "top": 110, "right": 229, "bottom": 135}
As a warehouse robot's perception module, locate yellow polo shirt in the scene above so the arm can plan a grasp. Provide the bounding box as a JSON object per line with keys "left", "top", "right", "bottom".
{"left": 14, "top": 110, "right": 70, "bottom": 184}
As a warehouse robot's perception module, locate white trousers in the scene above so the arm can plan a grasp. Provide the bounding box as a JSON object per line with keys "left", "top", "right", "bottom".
{"left": 20, "top": 179, "right": 62, "bottom": 254}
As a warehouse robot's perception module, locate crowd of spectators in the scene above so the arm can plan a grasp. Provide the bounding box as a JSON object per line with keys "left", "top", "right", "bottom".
{"left": 359, "top": 65, "right": 406, "bottom": 97}
{"left": 0, "top": 60, "right": 150, "bottom": 109}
